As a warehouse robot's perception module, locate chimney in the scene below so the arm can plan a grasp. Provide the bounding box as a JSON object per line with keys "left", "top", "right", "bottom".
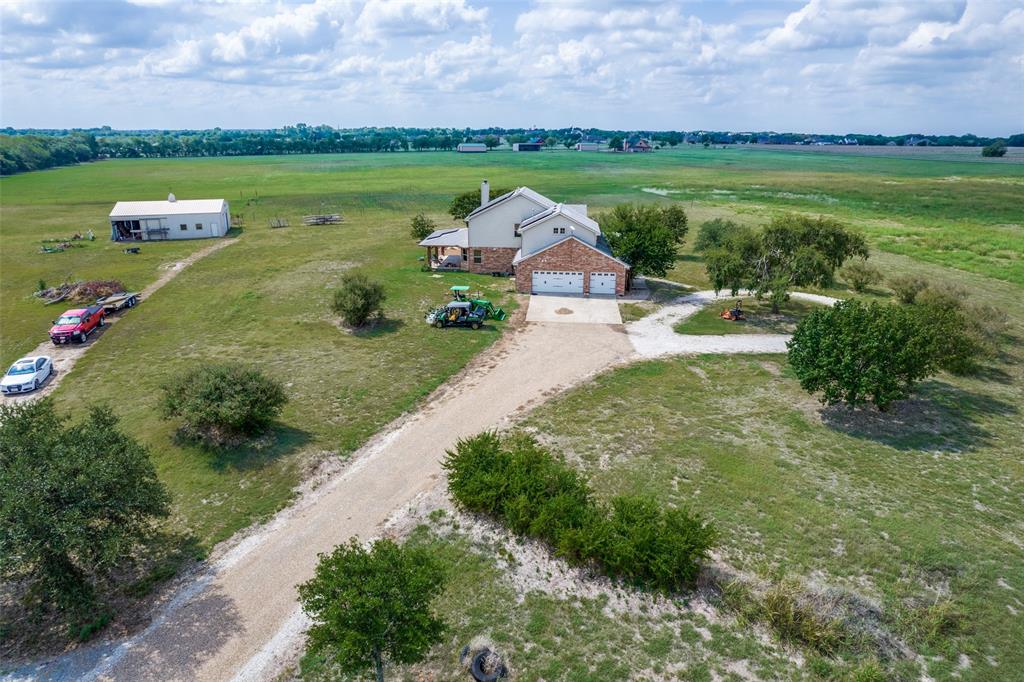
{"left": 480, "top": 179, "right": 489, "bottom": 207}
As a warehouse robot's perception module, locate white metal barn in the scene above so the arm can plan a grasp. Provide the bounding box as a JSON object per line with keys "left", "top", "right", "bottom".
{"left": 109, "top": 194, "right": 230, "bottom": 241}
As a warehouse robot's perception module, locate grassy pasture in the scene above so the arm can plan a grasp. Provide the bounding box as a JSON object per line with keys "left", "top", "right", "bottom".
{"left": 518, "top": 248, "right": 1024, "bottom": 680}
{"left": 1, "top": 148, "right": 1022, "bottom": 673}
{"left": 674, "top": 298, "right": 825, "bottom": 335}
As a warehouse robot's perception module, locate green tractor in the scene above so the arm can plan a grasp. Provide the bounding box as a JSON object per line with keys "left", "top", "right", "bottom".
{"left": 449, "top": 285, "right": 507, "bottom": 321}
{"left": 425, "top": 286, "right": 507, "bottom": 329}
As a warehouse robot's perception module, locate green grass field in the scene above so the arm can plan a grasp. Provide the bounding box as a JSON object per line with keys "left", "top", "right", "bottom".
{"left": 674, "top": 297, "right": 825, "bottom": 335}
{"left": 2, "top": 147, "right": 1022, "bottom": 674}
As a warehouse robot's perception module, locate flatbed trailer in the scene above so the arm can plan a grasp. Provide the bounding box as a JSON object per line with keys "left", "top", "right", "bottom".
{"left": 96, "top": 292, "right": 140, "bottom": 313}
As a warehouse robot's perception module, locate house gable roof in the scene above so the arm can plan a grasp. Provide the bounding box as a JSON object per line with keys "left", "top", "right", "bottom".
{"left": 514, "top": 234, "right": 630, "bottom": 268}
{"left": 418, "top": 227, "right": 468, "bottom": 248}
{"left": 517, "top": 203, "right": 600, "bottom": 235}
{"left": 463, "top": 186, "right": 555, "bottom": 222}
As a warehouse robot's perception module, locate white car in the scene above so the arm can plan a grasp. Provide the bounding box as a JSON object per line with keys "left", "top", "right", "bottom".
{"left": 1, "top": 356, "right": 54, "bottom": 395}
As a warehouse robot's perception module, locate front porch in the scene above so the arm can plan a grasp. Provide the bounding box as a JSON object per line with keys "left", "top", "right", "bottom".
{"left": 419, "top": 227, "right": 470, "bottom": 271}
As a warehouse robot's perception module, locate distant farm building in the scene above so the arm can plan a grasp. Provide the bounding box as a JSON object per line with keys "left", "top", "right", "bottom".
{"left": 575, "top": 142, "right": 600, "bottom": 151}
{"left": 512, "top": 139, "right": 544, "bottom": 152}
{"left": 457, "top": 142, "right": 488, "bottom": 153}
{"left": 109, "top": 194, "right": 230, "bottom": 241}
{"left": 623, "top": 137, "right": 653, "bottom": 153}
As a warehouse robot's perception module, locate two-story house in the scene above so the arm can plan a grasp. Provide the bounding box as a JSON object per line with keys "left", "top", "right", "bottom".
{"left": 421, "top": 181, "right": 630, "bottom": 296}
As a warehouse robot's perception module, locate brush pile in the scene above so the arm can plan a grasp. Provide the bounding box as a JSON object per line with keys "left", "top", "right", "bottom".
{"left": 35, "top": 279, "right": 126, "bottom": 305}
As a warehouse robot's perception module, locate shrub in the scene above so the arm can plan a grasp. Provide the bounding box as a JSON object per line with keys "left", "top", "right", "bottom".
{"left": 787, "top": 299, "right": 945, "bottom": 410}
{"left": 444, "top": 433, "right": 715, "bottom": 591}
{"left": 694, "top": 218, "right": 739, "bottom": 253}
{"left": 161, "top": 363, "right": 287, "bottom": 444}
{"left": 981, "top": 139, "right": 1007, "bottom": 157}
{"left": 0, "top": 399, "right": 170, "bottom": 621}
{"left": 332, "top": 272, "right": 386, "bottom": 327}
{"left": 298, "top": 538, "right": 446, "bottom": 682}
{"left": 916, "top": 285, "right": 1008, "bottom": 374}
{"left": 840, "top": 257, "right": 881, "bottom": 293}
{"left": 587, "top": 495, "right": 716, "bottom": 590}
{"left": 409, "top": 213, "right": 436, "bottom": 241}
{"left": 888, "top": 274, "right": 928, "bottom": 303}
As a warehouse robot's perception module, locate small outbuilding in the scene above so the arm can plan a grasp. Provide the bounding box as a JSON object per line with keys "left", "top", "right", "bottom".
{"left": 457, "top": 143, "right": 488, "bottom": 153}
{"left": 575, "top": 142, "right": 600, "bottom": 151}
{"left": 109, "top": 194, "right": 230, "bottom": 241}
{"left": 512, "top": 139, "right": 543, "bottom": 152}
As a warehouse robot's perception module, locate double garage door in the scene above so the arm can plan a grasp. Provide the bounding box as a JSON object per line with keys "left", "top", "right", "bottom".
{"left": 531, "top": 270, "right": 618, "bottom": 295}
{"left": 532, "top": 271, "right": 583, "bottom": 294}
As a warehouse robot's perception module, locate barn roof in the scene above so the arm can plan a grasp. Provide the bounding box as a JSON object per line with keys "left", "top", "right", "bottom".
{"left": 110, "top": 199, "right": 226, "bottom": 218}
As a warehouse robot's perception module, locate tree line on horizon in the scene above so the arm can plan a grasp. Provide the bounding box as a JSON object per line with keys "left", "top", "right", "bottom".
{"left": 2, "top": 123, "right": 1020, "bottom": 176}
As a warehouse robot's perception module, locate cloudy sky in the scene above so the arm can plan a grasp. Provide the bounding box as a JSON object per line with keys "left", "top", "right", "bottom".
{"left": 1, "top": 0, "right": 1021, "bottom": 135}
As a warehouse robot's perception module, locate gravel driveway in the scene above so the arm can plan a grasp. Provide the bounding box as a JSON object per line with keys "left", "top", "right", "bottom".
{"left": 9, "top": 320, "right": 634, "bottom": 682}
{"left": 627, "top": 290, "right": 840, "bottom": 358}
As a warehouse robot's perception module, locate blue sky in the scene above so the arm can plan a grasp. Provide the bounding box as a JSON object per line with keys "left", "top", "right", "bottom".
{"left": 1, "top": 0, "right": 1021, "bottom": 135}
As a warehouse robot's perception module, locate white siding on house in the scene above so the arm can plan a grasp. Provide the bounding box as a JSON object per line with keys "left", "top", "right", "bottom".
{"left": 465, "top": 194, "right": 549, "bottom": 248}
{"left": 519, "top": 212, "right": 598, "bottom": 256}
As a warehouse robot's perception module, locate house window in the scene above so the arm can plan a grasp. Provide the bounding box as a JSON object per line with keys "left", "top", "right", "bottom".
{"left": 553, "top": 227, "right": 558, "bottom": 234}
{"left": 552, "top": 227, "right": 565, "bottom": 234}
{"left": 195, "top": 223, "right": 203, "bottom": 230}
{"left": 473, "top": 249, "right": 482, "bottom": 264}
{"left": 179, "top": 223, "right": 188, "bottom": 231}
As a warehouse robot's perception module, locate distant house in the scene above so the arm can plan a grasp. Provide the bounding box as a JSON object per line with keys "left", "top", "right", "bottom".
{"left": 109, "top": 194, "right": 230, "bottom": 241}
{"left": 512, "top": 138, "right": 544, "bottom": 152}
{"left": 623, "top": 137, "right": 652, "bottom": 153}
{"left": 457, "top": 142, "right": 487, "bottom": 153}
{"left": 575, "top": 142, "right": 600, "bottom": 152}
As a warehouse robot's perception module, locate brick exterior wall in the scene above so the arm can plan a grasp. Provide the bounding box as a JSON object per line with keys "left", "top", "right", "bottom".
{"left": 514, "top": 238, "right": 629, "bottom": 295}
{"left": 468, "top": 246, "right": 518, "bottom": 274}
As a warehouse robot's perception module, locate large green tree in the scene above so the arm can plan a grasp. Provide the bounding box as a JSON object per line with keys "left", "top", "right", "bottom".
{"left": 704, "top": 215, "right": 868, "bottom": 312}
{"left": 0, "top": 400, "right": 170, "bottom": 617}
{"left": 600, "top": 204, "right": 689, "bottom": 277}
{"left": 787, "top": 299, "right": 945, "bottom": 410}
{"left": 298, "top": 538, "right": 447, "bottom": 682}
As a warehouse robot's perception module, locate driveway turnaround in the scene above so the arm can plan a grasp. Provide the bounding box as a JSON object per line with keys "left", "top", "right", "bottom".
{"left": 525, "top": 294, "right": 623, "bottom": 325}
{"left": 15, "top": 321, "right": 634, "bottom": 682}
{"left": 627, "top": 290, "right": 839, "bottom": 358}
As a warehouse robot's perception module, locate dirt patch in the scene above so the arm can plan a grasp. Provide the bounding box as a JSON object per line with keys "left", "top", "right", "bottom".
{"left": 555, "top": 307, "right": 573, "bottom": 315}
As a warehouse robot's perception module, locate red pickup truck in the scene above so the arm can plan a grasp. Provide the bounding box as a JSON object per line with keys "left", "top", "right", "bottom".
{"left": 49, "top": 305, "right": 106, "bottom": 344}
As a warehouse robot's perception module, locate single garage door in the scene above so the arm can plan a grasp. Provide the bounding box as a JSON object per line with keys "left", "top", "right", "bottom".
{"left": 589, "top": 272, "right": 617, "bottom": 295}
{"left": 531, "top": 270, "right": 584, "bottom": 294}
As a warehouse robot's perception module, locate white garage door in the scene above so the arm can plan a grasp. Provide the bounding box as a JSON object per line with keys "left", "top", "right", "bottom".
{"left": 531, "top": 271, "right": 584, "bottom": 294}
{"left": 589, "top": 272, "right": 617, "bottom": 295}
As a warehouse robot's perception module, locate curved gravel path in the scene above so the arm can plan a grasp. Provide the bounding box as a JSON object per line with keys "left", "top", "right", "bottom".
{"left": 627, "top": 290, "right": 840, "bottom": 358}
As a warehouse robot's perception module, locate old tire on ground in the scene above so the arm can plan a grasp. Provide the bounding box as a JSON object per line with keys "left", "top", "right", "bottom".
{"left": 470, "top": 649, "right": 507, "bottom": 682}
